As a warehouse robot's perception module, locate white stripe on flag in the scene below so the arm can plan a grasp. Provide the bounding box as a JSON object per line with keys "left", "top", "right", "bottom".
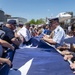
{"left": 18, "top": 58, "right": 34, "bottom": 75}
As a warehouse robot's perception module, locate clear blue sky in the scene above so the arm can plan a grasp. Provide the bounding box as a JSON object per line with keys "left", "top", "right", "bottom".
{"left": 0, "top": 0, "right": 75, "bottom": 21}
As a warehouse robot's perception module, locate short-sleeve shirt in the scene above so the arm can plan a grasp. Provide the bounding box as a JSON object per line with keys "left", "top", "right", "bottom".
{"left": 2, "top": 26, "right": 14, "bottom": 44}
{"left": 53, "top": 25, "right": 65, "bottom": 47}
{"left": 17, "top": 26, "right": 31, "bottom": 42}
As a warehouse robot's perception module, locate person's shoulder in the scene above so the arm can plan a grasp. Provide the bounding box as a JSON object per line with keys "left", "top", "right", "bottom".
{"left": 2, "top": 26, "right": 10, "bottom": 31}
{"left": 57, "top": 25, "right": 62, "bottom": 29}
{"left": 55, "top": 26, "right": 60, "bottom": 32}
{"left": 55, "top": 26, "right": 65, "bottom": 34}
{"left": 18, "top": 26, "right": 25, "bottom": 31}
{"left": 21, "top": 26, "right": 27, "bottom": 30}
{"left": 2, "top": 26, "right": 7, "bottom": 29}
{"left": 58, "top": 26, "right": 64, "bottom": 31}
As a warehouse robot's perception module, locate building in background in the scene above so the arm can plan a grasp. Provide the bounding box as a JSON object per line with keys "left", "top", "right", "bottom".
{"left": 7, "top": 17, "right": 27, "bottom": 25}
{"left": 5, "top": 14, "right": 11, "bottom": 19}
{"left": 0, "top": 10, "right": 7, "bottom": 24}
{"left": 0, "top": 10, "right": 27, "bottom": 25}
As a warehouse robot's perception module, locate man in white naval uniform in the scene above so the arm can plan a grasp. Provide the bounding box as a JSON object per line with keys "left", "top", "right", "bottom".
{"left": 42, "top": 18, "right": 65, "bottom": 48}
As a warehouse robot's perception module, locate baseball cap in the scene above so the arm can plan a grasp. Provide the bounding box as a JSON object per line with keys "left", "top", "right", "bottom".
{"left": 7, "top": 20, "right": 17, "bottom": 26}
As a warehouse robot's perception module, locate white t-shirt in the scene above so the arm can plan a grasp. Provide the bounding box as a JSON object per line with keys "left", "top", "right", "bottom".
{"left": 17, "top": 26, "right": 31, "bottom": 42}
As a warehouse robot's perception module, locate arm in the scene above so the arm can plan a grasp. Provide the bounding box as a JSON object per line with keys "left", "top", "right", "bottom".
{"left": 4, "top": 30, "right": 21, "bottom": 46}
{"left": 0, "top": 39, "right": 14, "bottom": 50}
{"left": 57, "top": 44, "right": 70, "bottom": 51}
{"left": 11, "top": 32, "right": 22, "bottom": 46}
{"left": 0, "top": 58, "right": 11, "bottom": 67}
{"left": 70, "top": 44, "right": 75, "bottom": 52}
{"left": 42, "top": 36, "right": 56, "bottom": 45}
{"left": 49, "top": 31, "right": 54, "bottom": 38}
{"left": 11, "top": 37, "right": 21, "bottom": 46}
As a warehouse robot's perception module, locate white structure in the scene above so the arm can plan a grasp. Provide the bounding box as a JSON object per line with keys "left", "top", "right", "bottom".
{"left": 7, "top": 17, "right": 27, "bottom": 25}
{"left": 56, "top": 12, "right": 72, "bottom": 22}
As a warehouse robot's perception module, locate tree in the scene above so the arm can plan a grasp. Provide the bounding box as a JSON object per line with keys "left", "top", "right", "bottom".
{"left": 30, "top": 18, "right": 45, "bottom": 25}
{"left": 30, "top": 19, "right": 35, "bottom": 24}
{"left": 36, "top": 19, "right": 39, "bottom": 24}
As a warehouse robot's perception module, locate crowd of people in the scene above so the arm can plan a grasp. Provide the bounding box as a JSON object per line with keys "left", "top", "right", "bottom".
{"left": 57, "top": 22, "right": 75, "bottom": 73}
{"left": 0, "top": 17, "right": 75, "bottom": 74}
